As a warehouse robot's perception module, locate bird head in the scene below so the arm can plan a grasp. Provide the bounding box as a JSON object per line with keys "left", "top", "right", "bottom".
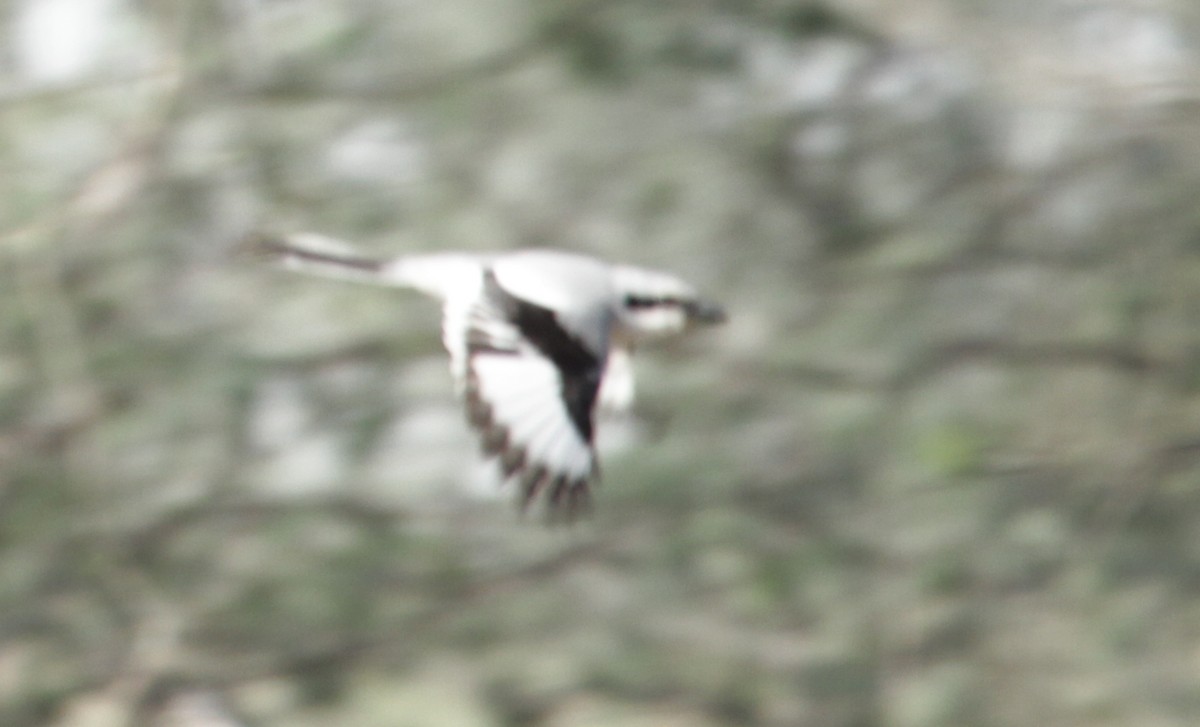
{"left": 610, "top": 265, "right": 726, "bottom": 340}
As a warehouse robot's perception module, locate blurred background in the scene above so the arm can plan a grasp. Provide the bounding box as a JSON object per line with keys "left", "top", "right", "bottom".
{"left": 4, "top": 0, "right": 1200, "bottom": 725}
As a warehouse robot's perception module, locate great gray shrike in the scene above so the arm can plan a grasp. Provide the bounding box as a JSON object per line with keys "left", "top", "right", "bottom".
{"left": 246, "top": 231, "right": 725, "bottom": 520}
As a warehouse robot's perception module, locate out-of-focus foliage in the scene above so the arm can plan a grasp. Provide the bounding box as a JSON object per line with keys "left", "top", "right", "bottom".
{"left": 3, "top": 0, "right": 1200, "bottom": 725}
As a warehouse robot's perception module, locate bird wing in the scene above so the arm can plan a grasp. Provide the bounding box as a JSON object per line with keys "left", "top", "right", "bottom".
{"left": 460, "top": 269, "right": 606, "bottom": 519}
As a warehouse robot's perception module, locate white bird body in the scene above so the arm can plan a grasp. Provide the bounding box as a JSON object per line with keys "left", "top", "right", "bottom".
{"left": 249, "top": 232, "right": 724, "bottom": 519}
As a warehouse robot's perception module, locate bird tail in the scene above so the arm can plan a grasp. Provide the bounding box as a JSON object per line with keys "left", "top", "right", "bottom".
{"left": 236, "top": 230, "right": 392, "bottom": 285}
{"left": 239, "top": 230, "right": 482, "bottom": 301}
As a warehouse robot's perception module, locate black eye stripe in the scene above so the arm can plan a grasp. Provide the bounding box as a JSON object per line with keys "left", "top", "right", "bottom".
{"left": 624, "top": 294, "right": 682, "bottom": 309}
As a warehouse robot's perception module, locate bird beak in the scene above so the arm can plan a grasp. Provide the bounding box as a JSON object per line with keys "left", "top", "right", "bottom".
{"left": 685, "top": 299, "right": 727, "bottom": 325}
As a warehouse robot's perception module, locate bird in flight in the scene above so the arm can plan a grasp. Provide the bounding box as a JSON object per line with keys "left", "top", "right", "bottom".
{"left": 244, "top": 231, "right": 725, "bottom": 520}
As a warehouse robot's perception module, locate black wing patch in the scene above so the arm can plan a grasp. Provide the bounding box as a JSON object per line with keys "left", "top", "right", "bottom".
{"left": 459, "top": 269, "right": 605, "bottom": 520}
{"left": 478, "top": 270, "right": 603, "bottom": 443}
